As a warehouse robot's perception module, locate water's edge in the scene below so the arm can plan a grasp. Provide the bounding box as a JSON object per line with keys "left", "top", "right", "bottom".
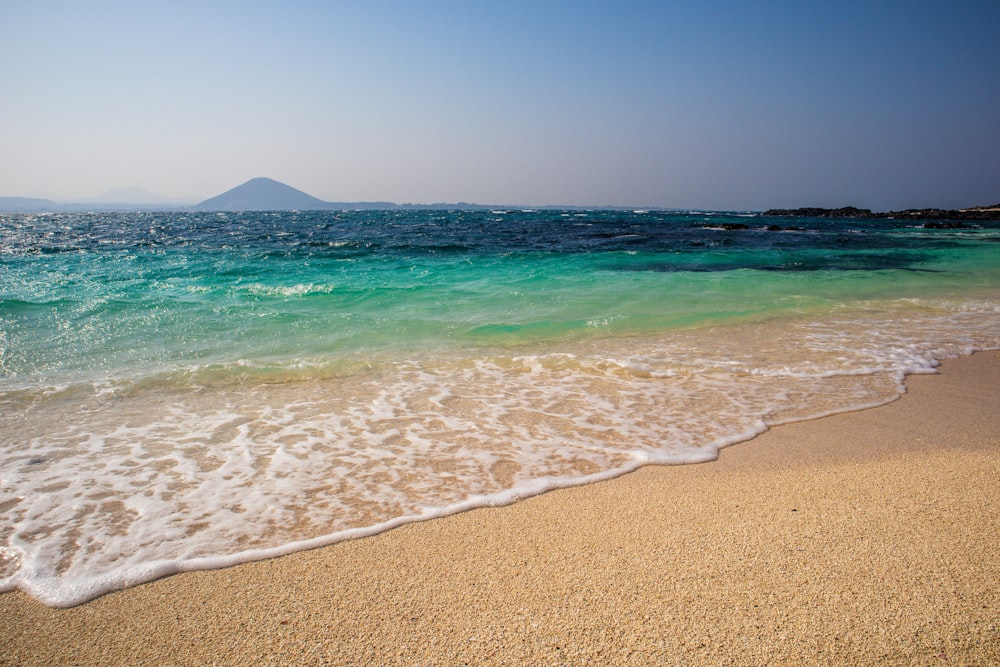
{"left": 14, "top": 346, "right": 1000, "bottom": 609}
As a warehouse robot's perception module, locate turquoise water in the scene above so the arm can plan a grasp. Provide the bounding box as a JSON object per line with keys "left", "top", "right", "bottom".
{"left": 2, "top": 209, "right": 1000, "bottom": 606}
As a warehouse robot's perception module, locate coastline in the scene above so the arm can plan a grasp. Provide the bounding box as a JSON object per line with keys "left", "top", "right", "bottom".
{"left": 2, "top": 352, "right": 998, "bottom": 665}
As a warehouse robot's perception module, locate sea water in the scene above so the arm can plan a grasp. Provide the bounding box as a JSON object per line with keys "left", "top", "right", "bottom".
{"left": 2, "top": 209, "right": 999, "bottom": 607}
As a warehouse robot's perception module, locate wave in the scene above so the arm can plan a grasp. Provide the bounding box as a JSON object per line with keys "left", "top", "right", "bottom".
{"left": 239, "top": 282, "right": 340, "bottom": 297}
{"left": 3, "top": 304, "right": 1000, "bottom": 606}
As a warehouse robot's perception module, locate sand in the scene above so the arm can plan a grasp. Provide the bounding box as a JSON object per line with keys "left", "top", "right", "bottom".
{"left": 2, "top": 352, "right": 998, "bottom": 666}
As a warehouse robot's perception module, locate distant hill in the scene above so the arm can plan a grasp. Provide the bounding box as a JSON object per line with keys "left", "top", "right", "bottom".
{"left": 191, "top": 177, "right": 338, "bottom": 211}
{"left": 0, "top": 196, "right": 59, "bottom": 212}
{"left": 0, "top": 197, "right": 182, "bottom": 212}
{"left": 189, "top": 177, "right": 478, "bottom": 211}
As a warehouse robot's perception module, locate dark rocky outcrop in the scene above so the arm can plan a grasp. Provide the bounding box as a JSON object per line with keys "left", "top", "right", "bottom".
{"left": 702, "top": 222, "right": 751, "bottom": 231}
{"left": 764, "top": 205, "right": 1000, "bottom": 222}
{"left": 764, "top": 206, "right": 876, "bottom": 218}
{"left": 920, "top": 220, "right": 973, "bottom": 229}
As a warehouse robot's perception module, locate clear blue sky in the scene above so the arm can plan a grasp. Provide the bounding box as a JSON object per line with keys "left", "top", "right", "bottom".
{"left": 1, "top": 1, "right": 998, "bottom": 209}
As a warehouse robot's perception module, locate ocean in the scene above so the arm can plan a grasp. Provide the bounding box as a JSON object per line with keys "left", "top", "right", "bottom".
{"left": 2, "top": 208, "right": 999, "bottom": 607}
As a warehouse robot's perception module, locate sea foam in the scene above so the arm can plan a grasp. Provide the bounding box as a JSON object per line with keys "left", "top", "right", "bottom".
{"left": 2, "top": 307, "right": 998, "bottom": 607}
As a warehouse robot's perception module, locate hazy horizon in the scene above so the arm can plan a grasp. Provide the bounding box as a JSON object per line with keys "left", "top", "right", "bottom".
{"left": 2, "top": 1, "right": 998, "bottom": 210}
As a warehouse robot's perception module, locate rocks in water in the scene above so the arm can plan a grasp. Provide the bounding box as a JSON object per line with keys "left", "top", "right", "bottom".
{"left": 764, "top": 205, "right": 999, "bottom": 223}
{"left": 921, "top": 221, "right": 972, "bottom": 229}
{"left": 764, "top": 207, "right": 875, "bottom": 218}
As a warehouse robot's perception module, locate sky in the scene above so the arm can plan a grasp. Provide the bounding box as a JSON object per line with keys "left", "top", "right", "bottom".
{"left": 1, "top": 1, "right": 998, "bottom": 210}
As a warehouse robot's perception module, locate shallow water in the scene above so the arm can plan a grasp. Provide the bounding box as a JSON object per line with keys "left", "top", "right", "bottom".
{"left": 2, "top": 209, "right": 999, "bottom": 606}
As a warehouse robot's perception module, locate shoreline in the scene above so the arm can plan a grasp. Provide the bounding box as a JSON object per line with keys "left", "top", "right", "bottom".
{"left": 2, "top": 352, "right": 998, "bottom": 665}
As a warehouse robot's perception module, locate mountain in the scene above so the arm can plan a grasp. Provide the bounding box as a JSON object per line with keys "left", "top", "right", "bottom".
{"left": 191, "top": 177, "right": 336, "bottom": 211}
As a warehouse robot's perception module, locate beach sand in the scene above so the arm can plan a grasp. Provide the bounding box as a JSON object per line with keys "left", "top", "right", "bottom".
{"left": 2, "top": 352, "right": 998, "bottom": 666}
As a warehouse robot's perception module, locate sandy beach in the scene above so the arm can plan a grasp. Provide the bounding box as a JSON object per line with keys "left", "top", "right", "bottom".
{"left": 2, "top": 351, "right": 998, "bottom": 666}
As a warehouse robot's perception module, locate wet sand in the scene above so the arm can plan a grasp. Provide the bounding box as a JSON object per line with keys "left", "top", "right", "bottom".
{"left": 2, "top": 352, "right": 998, "bottom": 666}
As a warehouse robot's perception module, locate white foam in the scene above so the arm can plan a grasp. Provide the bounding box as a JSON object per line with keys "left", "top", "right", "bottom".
{"left": 241, "top": 282, "right": 338, "bottom": 297}
{"left": 2, "top": 302, "right": 1000, "bottom": 607}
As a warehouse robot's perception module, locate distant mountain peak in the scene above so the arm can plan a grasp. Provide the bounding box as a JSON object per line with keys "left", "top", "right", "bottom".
{"left": 192, "top": 177, "right": 334, "bottom": 211}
